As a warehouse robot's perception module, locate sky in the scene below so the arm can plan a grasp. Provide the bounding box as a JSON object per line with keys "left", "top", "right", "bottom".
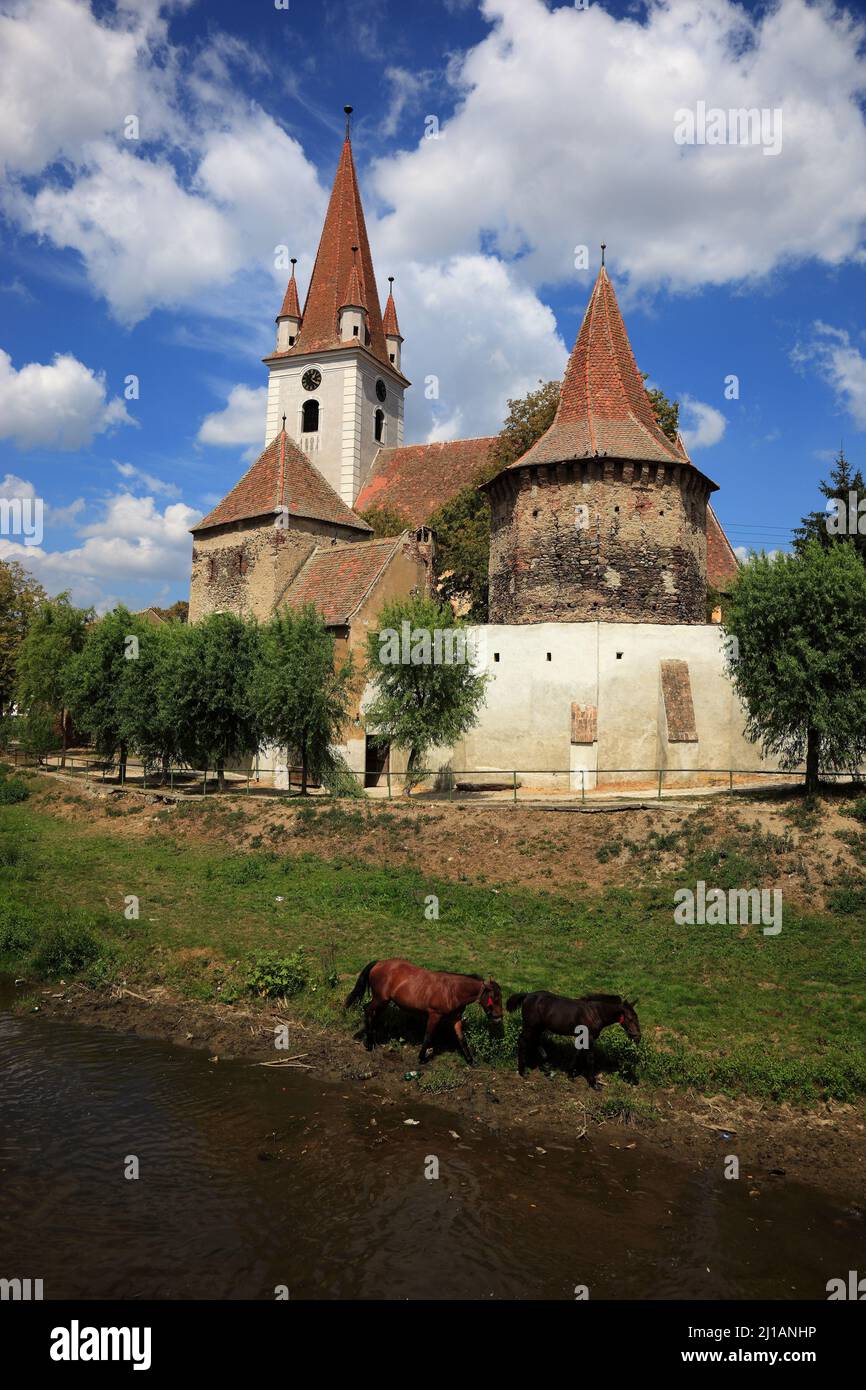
{"left": 0, "top": 0, "right": 865, "bottom": 612}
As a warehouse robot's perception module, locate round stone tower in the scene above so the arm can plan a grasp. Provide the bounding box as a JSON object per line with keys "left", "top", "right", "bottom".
{"left": 483, "top": 264, "right": 717, "bottom": 625}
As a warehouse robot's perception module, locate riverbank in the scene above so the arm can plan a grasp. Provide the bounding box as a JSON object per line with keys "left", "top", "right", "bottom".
{"left": 27, "top": 976, "right": 866, "bottom": 1209}
{"left": 2, "top": 766, "right": 865, "bottom": 1202}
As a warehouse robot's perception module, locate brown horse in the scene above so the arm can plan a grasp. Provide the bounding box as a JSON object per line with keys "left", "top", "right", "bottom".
{"left": 345, "top": 958, "right": 503, "bottom": 1065}
{"left": 507, "top": 990, "right": 641, "bottom": 1089}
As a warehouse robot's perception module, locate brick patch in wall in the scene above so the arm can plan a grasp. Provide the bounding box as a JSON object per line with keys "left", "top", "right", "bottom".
{"left": 660, "top": 659, "right": 698, "bottom": 742}
{"left": 571, "top": 702, "right": 598, "bottom": 744}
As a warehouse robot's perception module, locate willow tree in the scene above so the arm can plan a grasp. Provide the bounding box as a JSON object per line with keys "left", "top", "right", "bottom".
{"left": 170, "top": 612, "right": 261, "bottom": 790}
{"left": 66, "top": 606, "right": 152, "bottom": 775}
{"left": 15, "top": 594, "right": 92, "bottom": 763}
{"left": 723, "top": 541, "right": 866, "bottom": 793}
{"left": 364, "top": 594, "right": 488, "bottom": 794}
{"left": 254, "top": 605, "right": 356, "bottom": 795}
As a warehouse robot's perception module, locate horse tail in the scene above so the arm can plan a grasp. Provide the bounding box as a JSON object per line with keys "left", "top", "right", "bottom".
{"left": 344, "top": 960, "right": 378, "bottom": 1008}
{"left": 506, "top": 992, "right": 527, "bottom": 1013}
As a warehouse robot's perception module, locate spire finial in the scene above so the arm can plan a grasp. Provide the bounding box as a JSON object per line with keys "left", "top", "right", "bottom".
{"left": 600, "top": 242, "right": 606, "bottom": 268}
{"left": 281, "top": 413, "right": 287, "bottom": 432}
{"left": 388, "top": 275, "right": 394, "bottom": 288}
{"left": 290, "top": 257, "right": 297, "bottom": 271}
{"left": 344, "top": 105, "right": 353, "bottom": 138}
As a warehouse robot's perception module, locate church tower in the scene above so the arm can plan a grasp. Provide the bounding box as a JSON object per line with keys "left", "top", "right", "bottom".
{"left": 483, "top": 258, "right": 718, "bottom": 625}
{"left": 263, "top": 108, "right": 409, "bottom": 508}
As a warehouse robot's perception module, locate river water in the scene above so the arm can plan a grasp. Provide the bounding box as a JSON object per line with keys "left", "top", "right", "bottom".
{"left": 0, "top": 978, "right": 861, "bottom": 1300}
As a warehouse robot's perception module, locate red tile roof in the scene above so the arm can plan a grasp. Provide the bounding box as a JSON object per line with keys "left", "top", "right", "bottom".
{"left": 706, "top": 502, "right": 740, "bottom": 591}
{"left": 503, "top": 266, "right": 714, "bottom": 480}
{"left": 356, "top": 437, "right": 498, "bottom": 526}
{"left": 340, "top": 254, "right": 367, "bottom": 310}
{"left": 281, "top": 536, "right": 402, "bottom": 624}
{"left": 383, "top": 284, "right": 401, "bottom": 338}
{"left": 271, "top": 132, "right": 390, "bottom": 367}
{"left": 277, "top": 264, "right": 301, "bottom": 320}
{"left": 192, "top": 428, "right": 372, "bottom": 534}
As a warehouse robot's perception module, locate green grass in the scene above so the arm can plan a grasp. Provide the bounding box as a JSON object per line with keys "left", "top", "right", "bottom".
{"left": 0, "top": 797, "right": 864, "bottom": 1103}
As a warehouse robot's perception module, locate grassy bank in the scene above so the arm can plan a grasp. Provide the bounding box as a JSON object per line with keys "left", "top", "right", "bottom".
{"left": 1, "top": 771, "right": 865, "bottom": 1104}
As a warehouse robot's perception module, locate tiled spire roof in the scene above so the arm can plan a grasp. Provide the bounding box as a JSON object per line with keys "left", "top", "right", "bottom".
{"left": 192, "top": 423, "right": 372, "bottom": 534}
{"left": 277, "top": 259, "right": 301, "bottom": 320}
{"left": 273, "top": 122, "right": 389, "bottom": 365}
{"left": 340, "top": 246, "right": 367, "bottom": 310}
{"left": 383, "top": 277, "right": 401, "bottom": 338}
{"left": 506, "top": 264, "right": 700, "bottom": 472}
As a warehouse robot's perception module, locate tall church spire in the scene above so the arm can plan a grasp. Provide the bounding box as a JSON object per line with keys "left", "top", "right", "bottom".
{"left": 275, "top": 112, "right": 390, "bottom": 365}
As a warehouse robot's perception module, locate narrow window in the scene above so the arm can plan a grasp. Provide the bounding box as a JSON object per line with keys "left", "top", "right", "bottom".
{"left": 374, "top": 408, "right": 385, "bottom": 443}
{"left": 353, "top": 324, "right": 359, "bottom": 337}
{"left": 302, "top": 399, "right": 319, "bottom": 433}
{"left": 546, "top": 652, "right": 552, "bottom": 662}
{"left": 493, "top": 652, "right": 500, "bottom": 663}
{"left": 616, "top": 651, "right": 623, "bottom": 660}
{"left": 389, "top": 352, "right": 395, "bottom": 363}
{"left": 288, "top": 335, "right": 295, "bottom": 346}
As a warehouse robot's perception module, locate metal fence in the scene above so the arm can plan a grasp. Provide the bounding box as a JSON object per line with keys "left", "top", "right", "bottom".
{"left": 3, "top": 747, "right": 864, "bottom": 804}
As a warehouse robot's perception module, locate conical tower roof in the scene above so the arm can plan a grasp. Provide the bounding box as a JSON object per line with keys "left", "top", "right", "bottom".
{"left": 506, "top": 264, "right": 697, "bottom": 472}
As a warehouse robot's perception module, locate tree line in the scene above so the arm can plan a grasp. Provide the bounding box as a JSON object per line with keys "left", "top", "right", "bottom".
{"left": 1, "top": 593, "right": 488, "bottom": 795}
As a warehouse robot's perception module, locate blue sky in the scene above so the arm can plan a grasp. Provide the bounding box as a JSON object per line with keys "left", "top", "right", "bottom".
{"left": 1, "top": 0, "right": 865, "bottom": 610}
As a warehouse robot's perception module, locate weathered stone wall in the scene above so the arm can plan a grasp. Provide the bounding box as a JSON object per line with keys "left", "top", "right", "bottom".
{"left": 189, "top": 515, "right": 366, "bottom": 623}
{"left": 487, "top": 458, "right": 711, "bottom": 625}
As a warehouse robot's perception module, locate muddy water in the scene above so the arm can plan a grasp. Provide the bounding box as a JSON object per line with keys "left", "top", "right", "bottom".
{"left": 0, "top": 980, "right": 861, "bottom": 1300}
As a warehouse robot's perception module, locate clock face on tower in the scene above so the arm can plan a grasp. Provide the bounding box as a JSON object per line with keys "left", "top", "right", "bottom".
{"left": 375, "top": 379, "right": 387, "bottom": 402}
{"left": 302, "top": 369, "right": 322, "bottom": 392}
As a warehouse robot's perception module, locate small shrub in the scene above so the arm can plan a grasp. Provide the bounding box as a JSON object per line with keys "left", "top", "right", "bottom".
{"left": 245, "top": 949, "right": 308, "bottom": 998}
{"left": 841, "top": 796, "right": 866, "bottom": 825}
{"left": 826, "top": 877, "right": 866, "bottom": 915}
{"left": 0, "top": 903, "right": 38, "bottom": 954}
{"left": 30, "top": 917, "right": 105, "bottom": 976}
{"left": 207, "top": 853, "right": 275, "bottom": 885}
{"left": 596, "top": 841, "right": 622, "bottom": 863}
{"left": 0, "top": 775, "right": 30, "bottom": 804}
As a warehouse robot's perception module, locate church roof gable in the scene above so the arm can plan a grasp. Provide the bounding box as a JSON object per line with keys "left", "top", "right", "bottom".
{"left": 192, "top": 429, "right": 372, "bottom": 534}
{"left": 280, "top": 536, "right": 403, "bottom": 625}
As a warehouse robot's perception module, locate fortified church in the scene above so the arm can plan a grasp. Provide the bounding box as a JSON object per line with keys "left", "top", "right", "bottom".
{"left": 189, "top": 112, "right": 760, "bottom": 790}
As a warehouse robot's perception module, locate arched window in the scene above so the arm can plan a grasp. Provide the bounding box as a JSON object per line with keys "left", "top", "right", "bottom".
{"left": 374, "top": 408, "right": 385, "bottom": 443}
{"left": 302, "top": 398, "right": 319, "bottom": 433}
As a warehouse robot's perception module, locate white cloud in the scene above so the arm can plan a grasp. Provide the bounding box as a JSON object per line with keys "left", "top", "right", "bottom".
{"left": 396, "top": 254, "right": 567, "bottom": 441}
{"left": 373, "top": 0, "right": 866, "bottom": 293}
{"left": 198, "top": 385, "right": 268, "bottom": 447}
{"left": 380, "top": 67, "right": 436, "bottom": 139}
{"left": 14, "top": 145, "right": 241, "bottom": 327}
{"left": 1, "top": 7, "right": 325, "bottom": 325}
{"left": 0, "top": 490, "right": 201, "bottom": 612}
{"left": 679, "top": 395, "right": 727, "bottom": 451}
{"left": 0, "top": 473, "right": 86, "bottom": 530}
{"left": 114, "top": 462, "right": 181, "bottom": 498}
{"left": 791, "top": 322, "right": 866, "bottom": 430}
{"left": 0, "top": 349, "right": 134, "bottom": 450}
{"left": 0, "top": 0, "right": 177, "bottom": 177}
